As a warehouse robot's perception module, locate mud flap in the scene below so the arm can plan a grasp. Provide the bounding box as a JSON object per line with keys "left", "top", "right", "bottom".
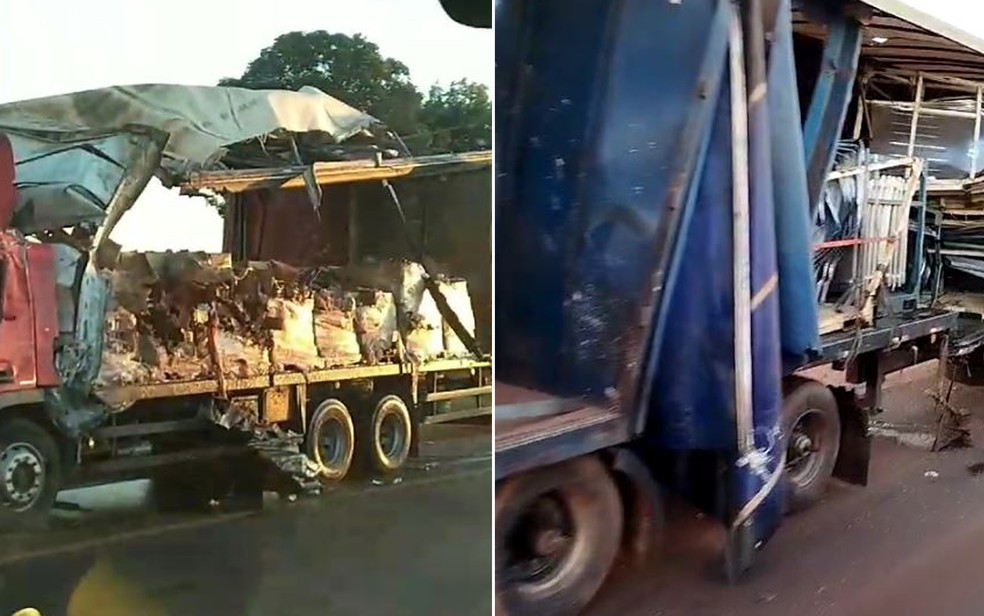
{"left": 604, "top": 447, "right": 664, "bottom": 561}
{"left": 831, "top": 386, "right": 871, "bottom": 486}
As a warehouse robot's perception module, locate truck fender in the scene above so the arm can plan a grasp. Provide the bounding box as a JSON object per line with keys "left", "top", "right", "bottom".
{"left": 830, "top": 386, "right": 871, "bottom": 486}
{"left": 604, "top": 447, "right": 664, "bottom": 561}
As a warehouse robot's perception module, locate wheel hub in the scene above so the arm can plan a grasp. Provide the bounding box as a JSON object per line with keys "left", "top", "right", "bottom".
{"left": 0, "top": 443, "right": 45, "bottom": 509}
{"left": 785, "top": 409, "right": 826, "bottom": 486}
{"left": 505, "top": 493, "right": 575, "bottom": 583}
{"left": 379, "top": 413, "right": 404, "bottom": 459}
{"left": 532, "top": 527, "right": 569, "bottom": 557}
{"left": 318, "top": 419, "right": 347, "bottom": 467}
{"left": 791, "top": 432, "right": 814, "bottom": 457}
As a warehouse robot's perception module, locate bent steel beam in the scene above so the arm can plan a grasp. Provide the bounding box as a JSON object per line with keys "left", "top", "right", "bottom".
{"left": 803, "top": 10, "right": 863, "bottom": 214}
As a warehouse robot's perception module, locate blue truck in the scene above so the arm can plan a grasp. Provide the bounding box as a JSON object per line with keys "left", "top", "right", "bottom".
{"left": 489, "top": 0, "right": 984, "bottom": 614}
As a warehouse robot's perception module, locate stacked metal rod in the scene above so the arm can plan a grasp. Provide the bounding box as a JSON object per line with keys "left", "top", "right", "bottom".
{"left": 935, "top": 208, "right": 984, "bottom": 281}
{"left": 814, "top": 144, "right": 921, "bottom": 307}
{"left": 925, "top": 175, "right": 984, "bottom": 283}
{"left": 813, "top": 142, "right": 863, "bottom": 303}
{"left": 860, "top": 174, "right": 911, "bottom": 291}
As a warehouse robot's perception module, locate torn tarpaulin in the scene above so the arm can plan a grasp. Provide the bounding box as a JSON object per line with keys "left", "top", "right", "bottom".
{"left": 0, "top": 84, "right": 392, "bottom": 235}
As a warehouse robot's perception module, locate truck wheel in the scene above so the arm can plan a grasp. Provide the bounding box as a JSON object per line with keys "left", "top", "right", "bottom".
{"left": 305, "top": 399, "right": 355, "bottom": 481}
{"left": 782, "top": 377, "right": 841, "bottom": 514}
{"left": 496, "top": 456, "right": 622, "bottom": 616}
{"left": 0, "top": 418, "right": 61, "bottom": 529}
{"left": 363, "top": 395, "right": 412, "bottom": 474}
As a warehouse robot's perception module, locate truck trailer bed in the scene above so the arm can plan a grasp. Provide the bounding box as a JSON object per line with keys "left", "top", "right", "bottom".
{"left": 812, "top": 308, "right": 956, "bottom": 367}
{"left": 97, "top": 358, "right": 491, "bottom": 406}
{"left": 494, "top": 383, "right": 632, "bottom": 480}
{"left": 495, "top": 309, "right": 960, "bottom": 482}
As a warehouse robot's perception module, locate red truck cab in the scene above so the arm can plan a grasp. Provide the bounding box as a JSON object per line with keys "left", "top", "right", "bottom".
{"left": 0, "top": 132, "right": 65, "bottom": 525}
{"left": 0, "top": 133, "right": 60, "bottom": 393}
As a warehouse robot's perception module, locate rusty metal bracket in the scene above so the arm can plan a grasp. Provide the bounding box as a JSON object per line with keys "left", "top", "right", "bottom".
{"left": 933, "top": 334, "right": 971, "bottom": 450}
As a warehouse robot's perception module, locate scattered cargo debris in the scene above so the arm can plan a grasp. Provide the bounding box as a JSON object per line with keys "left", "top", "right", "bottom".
{"left": 93, "top": 253, "right": 478, "bottom": 389}
{"left": 0, "top": 83, "right": 492, "bottom": 523}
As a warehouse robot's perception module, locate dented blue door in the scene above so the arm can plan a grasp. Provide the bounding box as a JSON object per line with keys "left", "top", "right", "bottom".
{"left": 496, "top": 0, "right": 830, "bottom": 551}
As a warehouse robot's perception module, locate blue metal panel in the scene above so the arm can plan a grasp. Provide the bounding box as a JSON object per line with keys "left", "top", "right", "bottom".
{"left": 494, "top": 0, "right": 617, "bottom": 396}
{"left": 770, "top": 0, "right": 823, "bottom": 370}
{"left": 496, "top": 0, "right": 730, "bottom": 415}
{"left": 495, "top": 0, "right": 837, "bottom": 555}
{"left": 802, "top": 9, "right": 862, "bottom": 214}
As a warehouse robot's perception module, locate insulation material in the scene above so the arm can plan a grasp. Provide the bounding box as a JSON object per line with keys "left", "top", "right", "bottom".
{"left": 213, "top": 331, "right": 270, "bottom": 379}
{"left": 96, "top": 307, "right": 157, "bottom": 387}
{"left": 397, "top": 260, "right": 430, "bottom": 314}
{"left": 268, "top": 298, "right": 324, "bottom": 372}
{"left": 95, "top": 251, "right": 269, "bottom": 387}
{"left": 312, "top": 287, "right": 361, "bottom": 367}
{"left": 90, "top": 252, "right": 476, "bottom": 387}
{"left": 404, "top": 287, "right": 444, "bottom": 362}
{"left": 439, "top": 279, "right": 476, "bottom": 357}
{"left": 390, "top": 260, "right": 443, "bottom": 361}
{"left": 353, "top": 289, "right": 398, "bottom": 364}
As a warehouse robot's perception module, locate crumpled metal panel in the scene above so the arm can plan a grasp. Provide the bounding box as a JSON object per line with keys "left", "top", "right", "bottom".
{"left": 0, "top": 84, "right": 379, "bottom": 234}
{"left": 496, "top": 0, "right": 823, "bottom": 551}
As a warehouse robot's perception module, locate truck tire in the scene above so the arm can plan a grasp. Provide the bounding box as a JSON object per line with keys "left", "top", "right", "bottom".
{"left": 781, "top": 377, "right": 841, "bottom": 514}
{"left": 0, "top": 418, "right": 61, "bottom": 529}
{"left": 305, "top": 399, "right": 355, "bottom": 481}
{"left": 362, "top": 395, "right": 412, "bottom": 474}
{"left": 496, "top": 455, "right": 622, "bottom": 616}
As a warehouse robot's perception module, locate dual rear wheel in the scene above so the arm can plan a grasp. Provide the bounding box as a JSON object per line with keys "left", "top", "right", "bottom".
{"left": 494, "top": 379, "right": 845, "bottom": 616}
{"left": 496, "top": 456, "right": 623, "bottom": 616}
{"left": 304, "top": 394, "right": 413, "bottom": 481}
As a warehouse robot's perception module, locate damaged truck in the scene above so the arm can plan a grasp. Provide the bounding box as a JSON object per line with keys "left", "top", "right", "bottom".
{"left": 0, "top": 84, "right": 491, "bottom": 526}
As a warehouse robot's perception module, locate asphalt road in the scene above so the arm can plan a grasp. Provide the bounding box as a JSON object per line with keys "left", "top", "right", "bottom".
{"left": 0, "top": 423, "right": 492, "bottom": 616}
{"left": 588, "top": 363, "right": 984, "bottom": 616}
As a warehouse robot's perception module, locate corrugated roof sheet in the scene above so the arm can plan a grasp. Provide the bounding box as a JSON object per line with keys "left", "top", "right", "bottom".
{"left": 794, "top": 1, "right": 984, "bottom": 93}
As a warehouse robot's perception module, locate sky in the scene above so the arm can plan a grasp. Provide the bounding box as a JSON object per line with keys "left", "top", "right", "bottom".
{"left": 0, "top": 0, "right": 491, "bottom": 252}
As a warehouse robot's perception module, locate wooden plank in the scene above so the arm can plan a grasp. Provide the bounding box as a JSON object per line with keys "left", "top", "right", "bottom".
{"left": 424, "top": 385, "right": 492, "bottom": 403}
{"left": 179, "top": 150, "right": 492, "bottom": 194}
{"left": 818, "top": 304, "right": 857, "bottom": 335}
{"left": 423, "top": 406, "right": 492, "bottom": 424}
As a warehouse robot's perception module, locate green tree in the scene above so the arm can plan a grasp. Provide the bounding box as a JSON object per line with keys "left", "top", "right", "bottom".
{"left": 219, "top": 31, "right": 491, "bottom": 155}
{"left": 419, "top": 79, "right": 491, "bottom": 153}
{"left": 219, "top": 31, "right": 422, "bottom": 135}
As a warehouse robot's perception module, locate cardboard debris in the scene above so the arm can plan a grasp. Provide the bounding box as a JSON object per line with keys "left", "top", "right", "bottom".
{"left": 404, "top": 286, "right": 444, "bottom": 362}
{"left": 268, "top": 298, "right": 324, "bottom": 372}
{"left": 94, "top": 253, "right": 476, "bottom": 387}
{"left": 312, "top": 287, "right": 362, "bottom": 367}
{"left": 353, "top": 289, "right": 398, "bottom": 364}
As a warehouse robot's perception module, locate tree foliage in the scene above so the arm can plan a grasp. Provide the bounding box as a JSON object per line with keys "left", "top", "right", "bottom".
{"left": 220, "top": 31, "right": 490, "bottom": 155}
{"left": 420, "top": 80, "right": 492, "bottom": 153}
